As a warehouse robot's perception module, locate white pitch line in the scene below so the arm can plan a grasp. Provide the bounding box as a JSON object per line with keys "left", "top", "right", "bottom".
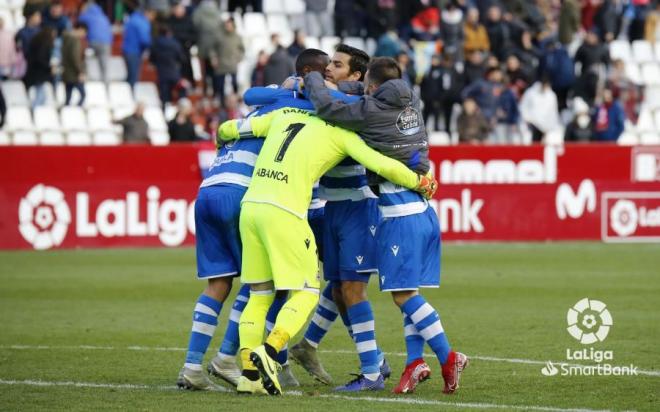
{"left": 0, "top": 378, "right": 611, "bottom": 412}
{"left": 2, "top": 344, "right": 659, "bottom": 377}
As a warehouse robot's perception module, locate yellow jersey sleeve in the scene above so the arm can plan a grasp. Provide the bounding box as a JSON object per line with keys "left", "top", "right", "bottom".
{"left": 216, "top": 111, "right": 277, "bottom": 145}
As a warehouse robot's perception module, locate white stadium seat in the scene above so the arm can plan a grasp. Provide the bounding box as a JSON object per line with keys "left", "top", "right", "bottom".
{"left": 86, "top": 57, "right": 102, "bottom": 81}
{"left": 654, "top": 110, "right": 660, "bottom": 131}
{"left": 112, "top": 106, "right": 135, "bottom": 122}
{"left": 366, "top": 38, "right": 377, "bottom": 56}
{"left": 84, "top": 81, "right": 109, "bottom": 107}
{"left": 305, "top": 36, "right": 320, "bottom": 50}
{"left": 87, "top": 107, "right": 114, "bottom": 131}
{"left": 635, "top": 107, "right": 655, "bottom": 132}
{"left": 609, "top": 40, "right": 632, "bottom": 61}
{"left": 641, "top": 63, "right": 660, "bottom": 86}
{"left": 12, "top": 130, "right": 38, "bottom": 145}
{"left": 109, "top": 82, "right": 135, "bottom": 108}
{"left": 108, "top": 56, "right": 128, "bottom": 82}
{"left": 61, "top": 106, "right": 88, "bottom": 131}
{"left": 39, "top": 131, "right": 65, "bottom": 145}
{"left": 263, "top": 0, "right": 284, "bottom": 14}
{"left": 93, "top": 131, "right": 121, "bottom": 145}
{"left": 624, "top": 62, "right": 642, "bottom": 85}
{"left": 1, "top": 81, "right": 29, "bottom": 106}
{"left": 33, "top": 106, "right": 61, "bottom": 131}
{"left": 243, "top": 12, "right": 268, "bottom": 37}
{"left": 655, "top": 41, "right": 660, "bottom": 62}
{"left": 639, "top": 132, "right": 660, "bottom": 145}
{"left": 13, "top": 9, "right": 25, "bottom": 28}
{"left": 5, "top": 106, "right": 33, "bottom": 131}
{"left": 149, "top": 130, "right": 170, "bottom": 146}
{"left": 135, "top": 82, "right": 161, "bottom": 107}
{"left": 632, "top": 40, "right": 655, "bottom": 64}
{"left": 283, "top": 0, "right": 305, "bottom": 14}
{"left": 143, "top": 107, "right": 167, "bottom": 132}
{"left": 428, "top": 131, "right": 451, "bottom": 146}
{"left": 343, "top": 37, "right": 366, "bottom": 51}
{"left": 267, "top": 14, "right": 290, "bottom": 34}
{"left": 617, "top": 132, "right": 639, "bottom": 145}
{"left": 0, "top": 130, "right": 10, "bottom": 145}
{"left": 0, "top": 9, "right": 14, "bottom": 31}
{"left": 248, "top": 35, "right": 272, "bottom": 57}
{"left": 9, "top": 0, "right": 27, "bottom": 9}
{"left": 320, "top": 36, "right": 340, "bottom": 55}
{"left": 67, "top": 131, "right": 92, "bottom": 146}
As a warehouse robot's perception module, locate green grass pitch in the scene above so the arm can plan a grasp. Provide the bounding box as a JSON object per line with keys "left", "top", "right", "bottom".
{"left": 0, "top": 243, "right": 658, "bottom": 411}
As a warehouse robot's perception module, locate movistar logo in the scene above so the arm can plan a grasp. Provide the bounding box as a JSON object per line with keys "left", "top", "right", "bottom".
{"left": 256, "top": 168, "right": 289, "bottom": 183}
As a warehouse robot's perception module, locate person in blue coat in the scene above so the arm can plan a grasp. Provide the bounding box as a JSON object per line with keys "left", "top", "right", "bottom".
{"left": 592, "top": 88, "right": 625, "bottom": 142}
{"left": 122, "top": 8, "right": 155, "bottom": 89}
{"left": 78, "top": 1, "right": 112, "bottom": 83}
{"left": 149, "top": 26, "right": 187, "bottom": 107}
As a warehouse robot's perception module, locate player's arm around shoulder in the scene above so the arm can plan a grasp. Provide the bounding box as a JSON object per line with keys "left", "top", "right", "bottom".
{"left": 215, "top": 110, "right": 279, "bottom": 147}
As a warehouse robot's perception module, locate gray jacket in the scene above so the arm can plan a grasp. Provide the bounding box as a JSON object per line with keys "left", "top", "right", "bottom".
{"left": 304, "top": 71, "right": 429, "bottom": 181}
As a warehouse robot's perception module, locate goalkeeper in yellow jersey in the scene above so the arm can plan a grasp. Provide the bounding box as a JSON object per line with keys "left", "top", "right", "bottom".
{"left": 216, "top": 107, "right": 437, "bottom": 395}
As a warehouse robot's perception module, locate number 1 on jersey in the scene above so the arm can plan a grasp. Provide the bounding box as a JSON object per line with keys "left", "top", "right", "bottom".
{"left": 275, "top": 123, "right": 305, "bottom": 162}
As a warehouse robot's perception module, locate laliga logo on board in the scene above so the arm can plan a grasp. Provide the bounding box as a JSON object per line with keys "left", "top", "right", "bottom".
{"left": 18, "top": 184, "right": 71, "bottom": 250}
{"left": 566, "top": 298, "right": 612, "bottom": 344}
{"left": 609, "top": 200, "right": 638, "bottom": 237}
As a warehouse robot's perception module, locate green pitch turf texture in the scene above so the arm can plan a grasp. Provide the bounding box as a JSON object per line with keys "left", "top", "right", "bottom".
{"left": 0, "top": 243, "right": 658, "bottom": 411}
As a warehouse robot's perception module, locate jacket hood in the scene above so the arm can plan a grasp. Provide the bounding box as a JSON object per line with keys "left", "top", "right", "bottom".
{"left": 373, "top": 79, "right": 414, "bottom": 108}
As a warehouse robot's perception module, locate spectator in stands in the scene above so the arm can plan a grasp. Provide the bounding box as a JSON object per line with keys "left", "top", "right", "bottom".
{"left": 539, "top": 41, "right": 575, "bottom": 111}
{"left": 494, "top": 79, "right": 521, "bottom": 144}
{"left": 42, "top": 1, "right": 71, "bottom": 37}
{"left": 608, "top": 59, "right": 641, "bottom": 123}
{"left": 440, "top": 1, "right": 464, "bottom": 59}
{"left": 485, "top": 5, "right": 514, "bottom": 61}
{"left": 22, "top": 0, "right": 49, "bottom": 20}
{"left": 62, "top": 23, "right": 87, "bottom": 106}
{"left": 457, "top": 97, "right": 490, "bottom": 144}
{"left": 168, "top": 97, "right": 198, "bottom": 142}
{"left": 559, "top": 0, "right": 581, "bottom": 45}
{"left": 263, "top": 34, "right": 295, "bottom": 86}
{"left": 115, "top": 102, "right": 150, "bottom": 143}
{"left": 463, "top": 8, "right": 490, "bottom": 55}
{"left": 122, "top": 8, "right": 155, "bottom": 89}
{"left": 505, "top": 55, "right": 532, "bottom": 95}
{"left": 217, "top": 93, "right": 242, "bottom": 123}
{"left": 23, "top": 27, "right": 55, "bottom": 109}
{"left": 644, "top": 2, "right": 660, "bottom": 42}
{"left": 410, "top": 4, "right": 441, "bottom": 41}
{"left": 365, "top": 0, "right": 397, "bottom": 39}
{"left": 520, "top": 77, "right": 561, "bottom": 142}
{"left": 574, "top": 30, "right": 609, "bottom": 106}
{"left": 192, "top": 0, "right": 222, "bottom": 96}
{"left": 305, "top": 0, "right": 333, "bottom": 38}
{"left": 168, "top": 2, "right": 197, "bottom": 83}
{"left": 216, "top": 17, "right": 244, "bottom": 105}
{"left": 564, "top": 97, "right": 593, "bottom": 142}
{"left": 593, "top": 0, "right": 617, "bottom": 42}
{"left": 78, "top": 1, "right": 113, "bottom": 84}
{"left": 0, "top": 85, "right": 5, "bottom": 128}
{"left": 288, "top": 30, "right": 306, "bottom": 59}
{"left": 149, "top": 25, "right": 187, "bottom": 107}
{"left": 251, "top": 50, "right": 269, "bottom": 87}
{"left": 15, "top": 11, "right": 42, "bottom": 60}
{"left": 0, "top": 18, "right": 17, "bottom": 80}
{"left": 396, "top": 51, "right": 416, "bottom": 86}
{"left": 461, "top": 67, "right": 503, "bottom": 127}
{"left": 592, "top": 88, "right": 625, "bottom": 142}
{"left": 375, "top": 30, "right": 404, "bottom": 58}
{"left": 463, "top": 50, "right": 486, "bottom": 86}
{"left": 421, "top": 55, "right": 444, "bottom": 132}
{"left": 512, "top": 30, "right": 541, "bottom": 73}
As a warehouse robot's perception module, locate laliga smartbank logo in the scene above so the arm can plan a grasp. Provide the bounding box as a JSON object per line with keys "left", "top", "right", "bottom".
{"left": 541, "top": 298, "right": 638, "bottom": 377}
{"left": 18, "top": 184, "right": 195, "bottom": 250}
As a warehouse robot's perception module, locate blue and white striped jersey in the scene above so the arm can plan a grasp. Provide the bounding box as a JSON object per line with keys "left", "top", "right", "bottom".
{"left": 200, "top": 137, "right": 263, "bottom": 189}
{"left": 319, "top": 158, "right": 377, "bottom": 202}
{"left": 378, "top": 181, "right": 428, "bottom": 218}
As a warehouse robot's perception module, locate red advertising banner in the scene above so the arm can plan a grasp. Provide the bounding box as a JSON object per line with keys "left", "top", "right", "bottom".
{"left": 1, "top": 144, "right": 659, "bottom": 250}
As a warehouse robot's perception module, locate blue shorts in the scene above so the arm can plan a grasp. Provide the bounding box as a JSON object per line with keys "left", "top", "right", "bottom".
{"left": 195, "top": 185, "right": 245, "bottom": 279}
{"left": 323, "top": 198, "right": 380, "bottom": 283}
{"left": 308, "top": 208, "right": 324, "bottom": 261}
{"left": 377, "top": 207, "right": 441, "bottom": 291}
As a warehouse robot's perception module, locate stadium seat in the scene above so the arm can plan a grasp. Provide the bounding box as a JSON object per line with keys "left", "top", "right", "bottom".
{"left": 248, "top": 35, "right": 272, "bottom": 58}
{"left": 93, "top": 131, "right": 121, "bottom": 145}
{"left": 149, "top": 130, "right": 170, "bottom": 146}
{"left": 243, "top": 12, "right": 268, "bottom": 37}
{"left": 61, "top": 106, "right": 88, "bottom": 131}
{"left": 283, "top": 0, "right": 305, "bottom": 14}
{"left": 428, "top": 131, "right": 450, "bottom": 146}
{"left": 647, "top": 86, "right": 660, "bottom": 110}
{"left": 635, "top": 107, "right": 655, "bottom": 132}
{"left": 320, "top": 36, "right": 340, "bottom": 55}
{"left": 39, "top": 131, "right": 65, "bottom": 145}
{"left": 632, "top": 40, "right": 655, "bottom": 63}
{"left": 13, "top": 8, "right": 24, "bottom": 28}
{"left": 67, "top": 131, "right": 92, "bottom": 145}
{"left": 87, "top": 107, "right": 114, "bottom": 131}
{"left": 305, "top": 36, "right": 320, "bottom": 50}
{"left": 108, "top": 82, "right": 134, "bottom": 108}
{"left": 641, "top": 63, "right": 660, "bottom": 86}
{"left": 366, "top": 38, "right": 377, "bottom": 56}
{"left": 1, "top": 81, "right": 29, "bottom": 106}
{"left": 237, "top": 60, "right": 253, "bottom": 92}
{"left": 33, "top": 106, "right": 61, "bottom": 131}
{"left": 86, "top": 57, "right": 102, "bottom": 81}
{"left": 624, "top": 61, "right": 643, "bottom": 85}
{"left": 655, "top": 41, "right": 660, "bottom": 62}
{"left": 164, "top": 103, "right": 177, "bottom": 122}
{"left": 0, "top": 130, "right": 10, "bottom": 145}
{"left": 135, "top": 82, "right": 161, "bottom": 107}
{"left": 84, "top": 81, "right": 109, "bottom": 107}
{"left": 639, "top": 132, "right": 660, "bottom": 145}
{"left": 11, "top": 130, "right": 38, "bottom": 145}
{"left": 267, "top": 14, "right": 290, "bottom": 34}
{"left": 609, "top": 40, "right": 632, "bottom": 61}
{"left": 9, "top": 0, "right": 26, "bottom": 9}
{"left": 263, "top": 0, "right": 284, "bottom": 14}
{"left": 617, "top": 132, "right": 639, "bottom": 145}
{"left": 143, "top": 107, "right": 167, "bottom": 132}
{"left": 112, "top": 106, "right": 135, "bottom": 122}
{"left": 654, "top": 110, "right": 660, "bottom": 131}
{"left": 343, "top": 37, "right": 366, "bottom": 51}
{"left": 108, "top": 56, "right": 128, "bottom": 82}
{"left": 5, "top": 106, "right": 33, "bottom": 131}
{"left": 0, "top": 9, "right": 14, "bottom": 31}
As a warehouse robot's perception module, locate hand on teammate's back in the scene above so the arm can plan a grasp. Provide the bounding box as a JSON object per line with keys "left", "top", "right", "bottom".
{"left": 415, "top": 172, "right": 438, "bottom": 200}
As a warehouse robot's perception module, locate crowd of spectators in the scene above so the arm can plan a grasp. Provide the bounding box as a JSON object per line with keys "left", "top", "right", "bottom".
{"left": 1, "top": 0, "right": 660, "bottom": 144}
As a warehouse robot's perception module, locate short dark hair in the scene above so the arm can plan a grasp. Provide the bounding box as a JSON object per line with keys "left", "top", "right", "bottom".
{"left": 366, "top": 57, "right": 401, "bottom": 86}
{"left": 295, "top": 48, "right": 328, "bottom": 76}
{"left": 335, "top": 43, "right": 370, "bottom": 81}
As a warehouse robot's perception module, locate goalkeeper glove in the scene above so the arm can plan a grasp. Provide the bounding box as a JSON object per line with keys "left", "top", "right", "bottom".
{"left": 415, "top": 173, "right": 438, "bottom": 200}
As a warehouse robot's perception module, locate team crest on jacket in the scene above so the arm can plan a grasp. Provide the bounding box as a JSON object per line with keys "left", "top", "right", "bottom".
{"left": 396, "top": 106, "right": 421, "bottom": 136}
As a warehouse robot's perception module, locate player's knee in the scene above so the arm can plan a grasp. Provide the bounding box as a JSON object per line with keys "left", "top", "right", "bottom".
{"left": 391, "top": 290, "right": 417, "bottom": 307}
{"left": 341, "top": 281, "right": 368, "bottom": 306}
{"left": 249, "top": 281, "right": 274, "bottom": 292}
{"left": 204, "top": 277, "right": 233, "bottom": 302}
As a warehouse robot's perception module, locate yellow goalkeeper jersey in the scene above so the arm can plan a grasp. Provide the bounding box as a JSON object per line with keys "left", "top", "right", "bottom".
{"left": 218, "top": 108, "right": 419, "bottom": 219}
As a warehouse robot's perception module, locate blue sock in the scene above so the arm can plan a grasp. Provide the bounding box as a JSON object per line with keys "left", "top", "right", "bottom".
{"left": 401, "top": 295, "right": 451, "bottom": 365}
{"left": 347, "top": 301, "right": 380, "bottom": 380}
{"left": 304, "top": 282, "right": 339, "bottom": 347}
{"left": 218, "top": 284, "right": 250, "bottom": 357}
{"left": 402, "top": 314, "right": 425, "bottom": 365}
{"left": 266, "top": 293, "right": 289, "bottom": 365}
{"left": 185, "top": 294, "right": 222, "bottom": 370}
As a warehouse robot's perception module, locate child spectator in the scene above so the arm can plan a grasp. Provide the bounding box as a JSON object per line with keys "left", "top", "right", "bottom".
{"left": 62, "top": 23, "right": 87, "bottom": 106}
{"left": 457, "top": 98, "right": 490, "bottom": 144}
